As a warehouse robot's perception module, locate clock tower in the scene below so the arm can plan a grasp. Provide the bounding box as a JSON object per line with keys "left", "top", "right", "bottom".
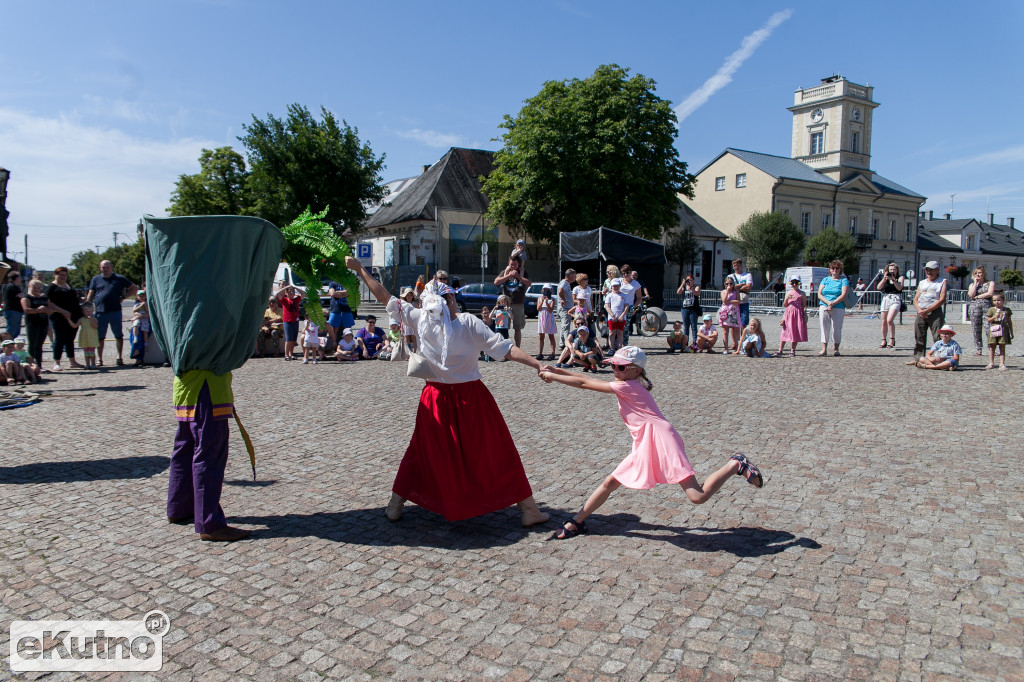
{"left": 789, "top": 75, "right": 879, "bottom": 182}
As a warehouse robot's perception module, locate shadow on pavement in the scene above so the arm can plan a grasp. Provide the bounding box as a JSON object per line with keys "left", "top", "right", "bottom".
{"left": 0, "top": 455, "right": 169, "bottom": 484}
{"left": 587, "top": 513, "right": 821, "bottom": 556}
{"left": 55, "top": 385, "right": 148, "bottom": 393}
{"left": 233, "top": 506, "right": 557, "bottom": 549}
{"left": 225, "top": 479, "right": 277, "bottom": 487}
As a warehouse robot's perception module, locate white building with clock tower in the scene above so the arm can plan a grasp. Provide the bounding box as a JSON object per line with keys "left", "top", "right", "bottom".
{"left": 684, "top": 75, "right": 926, "bottom": 284}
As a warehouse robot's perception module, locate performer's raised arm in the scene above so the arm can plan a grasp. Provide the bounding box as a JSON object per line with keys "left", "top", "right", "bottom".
{"left": 346, "top": 256, "right": 391, "bottom": 305}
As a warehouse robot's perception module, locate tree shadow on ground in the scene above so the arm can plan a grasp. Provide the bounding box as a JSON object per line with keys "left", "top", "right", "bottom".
{"left": 0, "top": 455, "right": 169, "bottom": 484}
{"left": 231, "top": 505, "right": 558, "bottom": 550}
{"left": 583, "top": 513, "right": 821, "bottom": 557}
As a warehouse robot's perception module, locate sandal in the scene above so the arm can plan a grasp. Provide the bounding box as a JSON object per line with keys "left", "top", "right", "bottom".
{"left": 730, "top": 453, "right": 764, "bottom": 488}
{"left": 553, "top": 518, "right": 586, "bottom": 540}
{"left": 879, "top": 341, "right": 888, "bottom": 348}
{"left": 984, "top": 364, "right": 995, "bottom": 370}
{"left": 889, "top": 339, "right": 896, "bottom": 348}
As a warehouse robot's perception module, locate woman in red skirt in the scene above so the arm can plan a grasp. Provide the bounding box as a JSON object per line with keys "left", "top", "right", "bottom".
{"left": 346, "top": 257, "right": 549, "bottom": 526}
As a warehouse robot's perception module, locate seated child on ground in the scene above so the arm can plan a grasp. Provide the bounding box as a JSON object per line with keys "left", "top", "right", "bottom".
{"left": 741, "top": 318, "right": 767, "bottom": 358}
{"left": 12, "top": 337, "right": 40, "bottom": 383}
{"left": 335, "top": 328, "right": 362, "bottom": 362}
{"left": 666, "top": 320, "right": 687, "bottom": 353}
{"left": 572, "top": 326, "right": 601, "bottom": 372}
{"left": 0, "top": 339, "right": 26, "bottom": 384}
{"left": 695, "top": 314, "right": 719, "bottom": 352}
{"left": 913, "top": 325, "right": 962, "bottom": 371}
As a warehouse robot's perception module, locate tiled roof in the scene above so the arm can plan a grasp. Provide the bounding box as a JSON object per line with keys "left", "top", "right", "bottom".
{"left": 870, "top": 174, "right": 926, "bottom": 199}
{"left": 917, "top": 217, "right": 1024, "bottom": 258}
{"left": 712, "top": 148, "right": 838, "bottom": 185}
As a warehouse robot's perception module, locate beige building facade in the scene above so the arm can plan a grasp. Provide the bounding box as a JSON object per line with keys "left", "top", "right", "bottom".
{"left": 684, "top": 76, "right": 926, "bottom": 284}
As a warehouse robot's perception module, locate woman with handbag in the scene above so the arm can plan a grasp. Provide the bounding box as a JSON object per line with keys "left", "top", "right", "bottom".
{"left": 876, "top": 263, "right": 905, "bottom": 349}
{"left": 345, "top": 256, "right": 550, "bottom": 527}
{"left": 967, "top": 267, "right": 996, "bottom": 356}
{"left": 677, "top": 275, "right": 701, "bottom": 344}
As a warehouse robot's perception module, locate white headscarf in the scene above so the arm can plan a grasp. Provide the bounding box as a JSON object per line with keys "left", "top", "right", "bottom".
{"left": 417, "top": 289, "right": 454, "bottom": 370}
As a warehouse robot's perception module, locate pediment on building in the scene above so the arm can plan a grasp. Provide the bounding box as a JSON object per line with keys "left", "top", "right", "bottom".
{"left": 838, "top": 174, "right": 882, "bottom": 196}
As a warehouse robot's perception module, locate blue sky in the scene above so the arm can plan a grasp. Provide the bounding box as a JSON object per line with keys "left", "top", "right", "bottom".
{"left": 2, "top": 0, "right": 1022, "bottom": 270}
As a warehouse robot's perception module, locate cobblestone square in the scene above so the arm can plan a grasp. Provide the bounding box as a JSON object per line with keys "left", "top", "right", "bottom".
{"left": 2, "top": 316, "right": 1022, "bottom": 680}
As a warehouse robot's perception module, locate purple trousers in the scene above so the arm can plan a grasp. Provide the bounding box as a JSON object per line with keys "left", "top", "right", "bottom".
{"left": 167, "top": 382, "right": 229, "bottom": 534}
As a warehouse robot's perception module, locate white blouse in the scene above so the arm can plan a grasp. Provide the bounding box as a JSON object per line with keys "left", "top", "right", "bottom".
{"left": 387, "top": 297, "right": 513, "bottom": 384}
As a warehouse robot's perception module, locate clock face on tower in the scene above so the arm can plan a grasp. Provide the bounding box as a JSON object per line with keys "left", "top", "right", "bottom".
{"left": 811, "top": 108, "right": 823, "bottom": 123}
{"left": 853, "top": 107, "right": 861, "bottom": 121}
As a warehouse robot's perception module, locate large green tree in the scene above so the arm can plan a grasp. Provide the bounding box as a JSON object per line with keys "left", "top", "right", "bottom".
{"left": 240, "top": 104, "right": 387, "bottom": 233}
{"left": 999, "top": 268, "right": 1024, "bottom": 288}
{"left": 482, "top": 64, "right": 696, "bottom": 243}
{"left": 68, "top": 250, "right": 101, "bottom": 289}
{"left": 805, "top": 227, "right": 859, "bottom": 273}
{"left": 730, "top": 211, "right": 806, "bottom": 282}
{"left": 168, "top": 147, "right": 253, "bottom": 216}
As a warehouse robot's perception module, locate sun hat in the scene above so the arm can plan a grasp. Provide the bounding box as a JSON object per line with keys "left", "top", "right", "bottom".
{"left": 611, "top": 278, "right": 622, "bottom": 287}
{"left": 938, "top": 325, "right": 956, "bottom": 336}
{"left": 541, "top": 285, "right": 552, "bottom": 292}
{"left": 342, "top": 328, "right": 353, "bottom": 336}
{"left": 603, "top": 345, "right": 646, "bottom": 368}
{"left": 1, "top": 339, "right": 14, "bottom": 347}
{"left": 14, "top": 336, "right": 26, "bottom": 344}
{"left": 702, "top": 313, "right": 713, "bottom": 321}
{"left": 789, "top": 277, "right": 801, "bottom": 284}
{"left": 577, "top": 325, "right": 590, "bottom": 333}
{"left": 925, "top": 260, "right": 940, "bottom": 269}
{"left": 400, "top": 287, "right": 415, "bottom": 298}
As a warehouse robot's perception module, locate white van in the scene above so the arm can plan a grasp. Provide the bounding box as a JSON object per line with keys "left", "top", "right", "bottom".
{"left": 273, "top": 262, "right": 306, "bottom": 295}
{"left": 783, "top": 267, "right": 830, "bottom": 296}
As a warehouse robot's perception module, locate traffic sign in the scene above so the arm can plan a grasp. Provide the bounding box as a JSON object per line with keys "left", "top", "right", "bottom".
{"left": 480, "top": 242, "right": 489, "bottom": 256}
{"left": 356, "top": 242, "right": 372, "bottom": 265}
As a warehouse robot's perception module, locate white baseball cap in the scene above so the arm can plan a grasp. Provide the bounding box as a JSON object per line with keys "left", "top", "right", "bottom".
{"left": 925, "top": 260, "right": 940, "bottom": 270}
{"left": 603, "top": 346, "right": 647, "bottom": 368}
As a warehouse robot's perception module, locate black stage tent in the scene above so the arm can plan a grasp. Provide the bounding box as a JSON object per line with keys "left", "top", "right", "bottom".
{"left": 559, "top": 227, "right": 667, "bottom": 307}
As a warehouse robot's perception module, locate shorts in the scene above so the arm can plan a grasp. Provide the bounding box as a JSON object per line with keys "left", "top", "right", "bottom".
{"left": 495, "top": 328, "right": 509, "bottom": 339}
{"left": 948, "top": 358, "right": 959, "bottom": 368}
{"left": 608, "top": 319, "right": 626, "bottom": 331}
{"left": 283, "top": 320, "right": 299, "bottom": 342}
{"left": 510, "top": 303, "right": 526, "bottom": 329}
{"left": 95, "top": 311, "right": 124, "bottom": 339}
{"left": 670, "top": 343, "right": 683, "bottom": 350}
{"left": 880, "top": 294, "right": 901, "bottom": 314}
{"left": 327, "top": 312, "right": 344, "bottom": 328}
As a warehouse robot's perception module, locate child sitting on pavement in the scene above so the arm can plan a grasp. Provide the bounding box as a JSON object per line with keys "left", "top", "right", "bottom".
{"left": 666, "top": 320, "right": 687, "bottom": 353}
{"left": 335, "top": 328, "right": 362, "bottom": 362}
{"left": 912, "top": 324, "right": 962, "bottom": 371}
{"left": 12, "top": 336, "right": 40, "bottom": 382}
{"left": 740, "top": 318, "right": 767, "bottom": 357}
{"left": 572, "top": 325, "right": 601, "bottom": 372}
{"left": 1, "top": 339, "right": 26, "bottom": 384}
{"left": 694, "top": 314, "right": 719, "bottom": 353}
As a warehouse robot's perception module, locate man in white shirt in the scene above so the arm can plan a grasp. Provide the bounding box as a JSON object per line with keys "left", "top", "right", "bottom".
{"left": 728, "top": 259, "right": 754, "bottom": 327}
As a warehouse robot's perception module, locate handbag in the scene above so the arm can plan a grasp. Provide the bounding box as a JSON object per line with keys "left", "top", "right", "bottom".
{"left": 899, "top": 300, "right": 907, "bottom": 313}
{"left": 990, "top": 324, "right": 1003, "bottom": 338}
{"left": 406, "top": 352, "right": 436, "bottom": 379}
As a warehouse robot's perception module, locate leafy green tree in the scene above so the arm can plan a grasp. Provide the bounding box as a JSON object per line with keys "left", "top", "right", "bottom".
{"left": 730, "top": 211, "right": 806, "bottom": 283}
{"left": 240, "top": 104, "right": 387, "bottom": 233}
{"left": 999, "top": 268, "right": 1024, "bottom": 288}
{"left": 482, "top": 64, "right": 696, "bottom": 244}
{"left": 805, "top": 227, "right": 858, "bottom": 273}
{"left": 168, "top": 147, "right": 253, "bottom": 216}
{"left": 68, "top": 250, "right": 101, "bottom": 289}
{"left": 666, "top": 224, "right": 703, "bottom": 284}
{"left": 104, "top": 241, "right": 146, "bottom": 285}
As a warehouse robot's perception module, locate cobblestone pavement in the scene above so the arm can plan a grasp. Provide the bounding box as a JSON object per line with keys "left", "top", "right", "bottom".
{"left": 2, "top": 315, "right": 1022, "bottom": 681}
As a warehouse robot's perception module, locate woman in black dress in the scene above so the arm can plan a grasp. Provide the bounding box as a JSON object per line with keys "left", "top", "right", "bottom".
{"left": 20, "top": 279, "right": 54, "bottom": 368}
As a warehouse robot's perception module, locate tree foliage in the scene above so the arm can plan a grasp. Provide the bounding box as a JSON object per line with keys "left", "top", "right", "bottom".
{"left": 68, "top": 250, "right": 102, "bottom": 289}
{"left": 67, "top": 240, "right": 145, "bottom": 289}
{"left": 280, "top": 206, "right": 360, "bottom": 329}
{"left": 730, "top": 211, "right": 806, "bottom": 282}
{"left": 482, "top": 64, "right": 696, "bottom": 244}
{"left": 999, "top": 268, "right": 1024, "bottom": 288}
{"left": 168, "top": 147, "right": 253, "bottom": 217}
{"left": 240, "top": 104, "right": 387, "bottom": 233}
{"left": 805, "top": 227, "right": 858, "bottom": 273}
{"left": 666, "top": 225, "right": 703, "bottom": 284}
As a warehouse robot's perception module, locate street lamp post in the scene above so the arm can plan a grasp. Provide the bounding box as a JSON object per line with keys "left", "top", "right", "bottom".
{"left": 0, "top": 167, "right": 10, "bottom": 262}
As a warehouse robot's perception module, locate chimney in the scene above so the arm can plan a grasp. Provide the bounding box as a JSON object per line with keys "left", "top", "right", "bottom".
{"left": 1009, "top": 217, "right": 1016, "bottom": 229}
{"left": 988, "top": 213, "right": 995, "bottom": 226}
{"left": 944, "top": 213, "right": 951, "bottom": 220}
{"left": 422, "top": 164, "right": 431, "bottom": 174}
{"left": 928, "top": 210, "right": 934, "bottom": 220}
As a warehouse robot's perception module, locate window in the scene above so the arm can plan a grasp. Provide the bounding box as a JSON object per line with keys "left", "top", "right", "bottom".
{"left": 801, "top": 211, "right": 811, "bottom": 234}
{"left": 905, "top": 222, "right": 913, "bottom": 242}
{"left": 811, "top": 132, "right": 824, "bottom": 155}
{"left": 871, "top": 218, "right": 879, "bottom": 238}
{"left": 851, "top": 131, "right": 860, "bottom": 154}
{"left": 780, "top": 207, "right": 790, "bottom": 217}
{"left": 822, "top": 213, "right": 832, "bottom": 228}
{"left": 966, "top": 235, "right": 976, "bottom": 250}
{"left": 715, "top": 177, "right": 726, "bottom": 191}
{"left": 889, "top": 220, "right": 896, "bottom": 240}
{"left": 849, "top": 216, "right": 858, "bottom": 234}
{"left": 398, "top": 238, "right": 410, "bottom": 266}
{"left": 735, "top": 173, "right": 746, "bottom": 188}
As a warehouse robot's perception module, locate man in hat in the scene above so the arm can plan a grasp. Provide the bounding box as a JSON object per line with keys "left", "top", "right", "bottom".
{"left": 912, "top": 324, "right": 961, "bottom": 370}
{"left": 912, "top": 261, "right": 948, "bottom": 355}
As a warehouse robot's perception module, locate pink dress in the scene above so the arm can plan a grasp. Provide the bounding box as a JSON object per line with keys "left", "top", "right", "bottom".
{"left": 780, "top": 290, "right": 807, "bottom": 342}
{"left": 609, "top": 380, "right": 696, "bottom": 489}
{"left": 537, "top": 297, "right": 557, "bottom": 334}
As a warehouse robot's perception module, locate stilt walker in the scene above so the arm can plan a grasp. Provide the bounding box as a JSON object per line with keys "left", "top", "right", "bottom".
{"left": 144, "top": 215, "right": 283, "bottom": 542}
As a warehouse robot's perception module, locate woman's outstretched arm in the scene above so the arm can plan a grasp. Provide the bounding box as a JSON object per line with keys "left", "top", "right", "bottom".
{"left": 345, "top": 256, "right": 391, "bottom": 305}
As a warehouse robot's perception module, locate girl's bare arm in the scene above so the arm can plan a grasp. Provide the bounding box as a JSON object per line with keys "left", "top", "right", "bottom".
{"left": 539, "top": 369, "right": 615, "bottom": 393}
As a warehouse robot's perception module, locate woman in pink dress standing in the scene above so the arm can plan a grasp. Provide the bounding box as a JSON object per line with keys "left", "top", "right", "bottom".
{"left": 540, "top": 346, "right": 765, "bottom": 539}
{"left": 775, "top": 278, "right": 808, "bottom": 356}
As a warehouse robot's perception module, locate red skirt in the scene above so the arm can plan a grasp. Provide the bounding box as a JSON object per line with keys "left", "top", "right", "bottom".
{"left": 393, "top": 380, "right": 533, "bottom": 521}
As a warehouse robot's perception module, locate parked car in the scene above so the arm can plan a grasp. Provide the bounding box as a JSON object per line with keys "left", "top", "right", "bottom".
{"left": 524, "top": 282, "right": 559, "bottom": 318}
{"left": 454, "top": 282, "right": 501, "bottom": 314}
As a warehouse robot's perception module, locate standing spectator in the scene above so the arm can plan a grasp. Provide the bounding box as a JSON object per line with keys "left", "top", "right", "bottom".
{"left": 912, "top": 261, "right": 948, "bottom": 356}
{"left": 601, "top": 265, "right": 621, "bottom": 295}
{"left": 984, "top": 293, "right": 1013, "bottom": 370}
{"left": 424, "top": 270, "right": 449, "bottom": 296}
{"left": 20, "top": 279, "right": 53, "bottom": 368}
{"left": 356, "top": 315, "right": 385, "bottom": 359}
{"left": 76, "top": 303, "right": 100, "bottom": 368}
{"left": 854, "top": 278, "right": 866, "bottom": 310}
{"left": 556, "top": 268, "right": 575, "bottom": 349}
{"left": 2, "top": 271, "right": 23, "bottom": 338}
{"left": 967, "top": 267, "right": 996, "bottom": 356}
{"left": 876, "top": 263, "right": 905, "bottom": 349}
{"left": 776, "top": 278, "right": 807, "bottom": 356}
{"left": 494, "top": 254, "right": 531, "bottom": 348}
{"left": 618, "top": 266, "right": 640, "bottom": 344}
{"left": 536, "top": 285, "right": 557, "bottom": 360}
{"left": 45, "top": 266, "right": 84, "bottom": 370}
{"left": 817, "top": 260, "right": 850, "bottom": 357}
{"left": 492, "top": 296, "right": 512, "bottom": 340}
{"left": 604, "top": 279, "right": 628, "bottom": 352}
{"left": 415, "top": 274, "right": 426, "bottom": 297}
{"left": 677, "top": 275, "right": 701, "bottom": 343}
{"left": 728, "top": 259, "right": 754, "bottom": 327}
{"left": 718, "top": 277, "right": 742, "bottom": 354}
{"left": 85, "top": 259, "right": 138, "bottom": 366}
{"left": 276, "top": 284, "right": 304, "bottom": 360}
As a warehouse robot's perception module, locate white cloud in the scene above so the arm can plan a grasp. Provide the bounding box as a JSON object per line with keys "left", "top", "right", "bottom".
{"left": 675, "top": 9, "right": 793, "bottom": 124}
{"left": 82, "top": 95, "right": 151, "bottom": 122}
{"left": 0, "top": 108, "right": 214, "bottom": 269}
{"left": 925, "top": 144, "right": 1024, "bottom": 174}
{"left": 394, "top": 128, "right": 466, "bottom": 148}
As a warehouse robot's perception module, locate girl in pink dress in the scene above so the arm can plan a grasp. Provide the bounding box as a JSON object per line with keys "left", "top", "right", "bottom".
{"left": 718, "top": 279, "right": 742, "bottom": 354}
{"left": 776, "top": 279, "right": 808, "bottom": 356}
{"left": 540, "top": 346, "right": 764, "bottom": 539}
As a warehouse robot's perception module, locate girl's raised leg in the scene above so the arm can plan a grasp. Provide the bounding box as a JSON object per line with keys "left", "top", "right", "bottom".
{"left": 681, "top": 459, "right": 744, "bottom": 504}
